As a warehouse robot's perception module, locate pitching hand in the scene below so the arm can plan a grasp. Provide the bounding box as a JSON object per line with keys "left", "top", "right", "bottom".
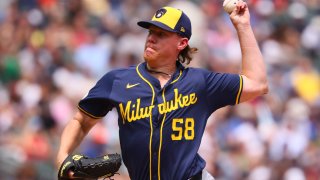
{"left": 230, "top": 1, "right": 250, "bottom": 30}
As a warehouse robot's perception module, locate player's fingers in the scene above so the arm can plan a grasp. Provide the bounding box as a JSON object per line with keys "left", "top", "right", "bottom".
{"left": 238, "top": 0, "right": 246, "bottom": 6}
{"left": 236, "top": 5, "right": 241, "bottom": 14}
{"left": 235, "top": 1, "right": 247, "bottom": 13}
{"left": 235, "top": 1, "right": 242, "bottom": 13}
{"left": 241, "top": 2, "right": 247, "bottom": 9}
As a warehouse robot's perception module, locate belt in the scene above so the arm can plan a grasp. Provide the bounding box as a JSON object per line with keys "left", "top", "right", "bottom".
{"left": 188, "top": 171, "right": 202, "bottom": 180}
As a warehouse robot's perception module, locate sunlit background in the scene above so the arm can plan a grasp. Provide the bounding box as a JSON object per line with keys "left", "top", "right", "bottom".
{"left": 0, "top": 0, "right": 319, "bottom": 179}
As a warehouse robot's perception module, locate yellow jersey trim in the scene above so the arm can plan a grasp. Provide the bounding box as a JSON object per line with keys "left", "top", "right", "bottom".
{"left": 170, "top": 70, "right": 182, "bottom": 84}
{"left": 136, "top": 63, "right": 155, "bottom": 180}
{"left": 152, "top": 7, "right": 182, "bottom": 29}
{"left": 158, "top": 69, "right": 183, "bottom": 179}
{"left": 236, "top": 75, "right": 243, "bottom": 104}
{"left": 157, "top": 67, "right": 181, "bottom": 179}
{"left": 78, "top": 106, "right": 103, "bottom": 119}
{"left": 157, "top": 88, "right": 167, "bottom": 180}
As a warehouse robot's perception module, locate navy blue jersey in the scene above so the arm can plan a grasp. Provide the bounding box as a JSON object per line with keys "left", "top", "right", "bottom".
{"left": 79, "top": 62, "right": 243, "bottom": 180}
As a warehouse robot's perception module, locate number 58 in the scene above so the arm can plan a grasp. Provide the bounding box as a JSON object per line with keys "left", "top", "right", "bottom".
{"left": 171, "top": 118, "right": 195, "bottom": 140}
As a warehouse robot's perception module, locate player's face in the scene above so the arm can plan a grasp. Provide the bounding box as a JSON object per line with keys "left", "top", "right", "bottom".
{"left": 143, "top": 26, "right": 186, "bottom": 63}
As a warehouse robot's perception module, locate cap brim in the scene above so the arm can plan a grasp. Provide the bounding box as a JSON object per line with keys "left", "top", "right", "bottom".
{"left": 137, "top": 21, "right": 176, "bottom": 33}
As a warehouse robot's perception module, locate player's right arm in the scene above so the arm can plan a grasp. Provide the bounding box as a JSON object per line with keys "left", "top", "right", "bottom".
{"left": 230, "top": 1, "right": 268, "bottom": 103}
{"left": 56, "top": 110, "right": 99, "bottom": 168}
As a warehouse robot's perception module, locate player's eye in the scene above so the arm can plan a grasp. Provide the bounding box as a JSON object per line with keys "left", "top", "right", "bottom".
{"left": 159, "top": 32, "right": 165, "bottom": 37}
{"left": 148, "top": 29, "right": 166, "bottom": 38}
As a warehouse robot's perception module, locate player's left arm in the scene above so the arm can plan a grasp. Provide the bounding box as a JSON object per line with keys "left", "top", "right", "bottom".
{"left": 230, "top": 1, "right": 268, "bottom": 103}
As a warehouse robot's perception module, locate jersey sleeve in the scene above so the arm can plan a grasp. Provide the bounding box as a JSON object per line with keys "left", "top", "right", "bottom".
{"left": 78, "top": 71, "right": 117, "bottom": 119}
{"left": 205, "top": 71, "right": 243, "bottom": 111}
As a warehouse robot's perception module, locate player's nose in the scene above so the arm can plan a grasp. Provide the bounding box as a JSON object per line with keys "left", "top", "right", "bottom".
{"left": 146, "top": 33, "right": 156, "bottom": 44}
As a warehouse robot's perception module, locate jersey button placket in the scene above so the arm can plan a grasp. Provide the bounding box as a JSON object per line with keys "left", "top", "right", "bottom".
{"left": 151, "top": 129, "right": 159, "bottom": 179}
{"left": 152, "top": 151, "right": 158, "bottom": 180}
{"left": 152, "top": 88, "right": 165, "bottom": 180}
{"left": 155, "top": 89, "right": 163, "bottom": 127}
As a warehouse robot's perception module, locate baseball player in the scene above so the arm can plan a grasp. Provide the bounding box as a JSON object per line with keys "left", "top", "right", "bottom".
{"left": 57, "top": 2, "right": 268, "bottom": 180}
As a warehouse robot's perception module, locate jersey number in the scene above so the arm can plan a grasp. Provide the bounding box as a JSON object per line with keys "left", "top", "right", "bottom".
{"left": 171, "top": 118, "right": 195, "bottom": 140}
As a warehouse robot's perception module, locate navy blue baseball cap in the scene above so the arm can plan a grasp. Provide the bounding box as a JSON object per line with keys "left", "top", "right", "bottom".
{"left": 137, "top": 6, "right": 192, "bottom": 40}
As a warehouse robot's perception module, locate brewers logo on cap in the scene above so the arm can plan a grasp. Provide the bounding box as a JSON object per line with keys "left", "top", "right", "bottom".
{"left": 155, "top": 8, "right": 167, "bottom": 18}
{"left": 137, "top": 6, "right": 192, "bottom": 39}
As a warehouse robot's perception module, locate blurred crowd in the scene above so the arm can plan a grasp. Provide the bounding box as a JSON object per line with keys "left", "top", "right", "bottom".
{"left": 0, "top": 0, "right": 319, "bottom": 179}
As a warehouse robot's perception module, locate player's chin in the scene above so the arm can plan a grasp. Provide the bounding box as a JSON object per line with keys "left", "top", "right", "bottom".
{"left": 143, "top": 55, "right": 152, "bottom": 63}
{"left": 143, "top": 51, "right": 155, "bottom": 62}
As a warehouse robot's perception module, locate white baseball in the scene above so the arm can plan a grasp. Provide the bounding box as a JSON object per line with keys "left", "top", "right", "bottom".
{"left": 223, "top": 0, "right": 242, "bottom": 14}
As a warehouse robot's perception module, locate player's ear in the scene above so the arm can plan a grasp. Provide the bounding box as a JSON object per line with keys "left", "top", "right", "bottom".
{"left": 177, "top": 38, "right": 188, "bottom": 51}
